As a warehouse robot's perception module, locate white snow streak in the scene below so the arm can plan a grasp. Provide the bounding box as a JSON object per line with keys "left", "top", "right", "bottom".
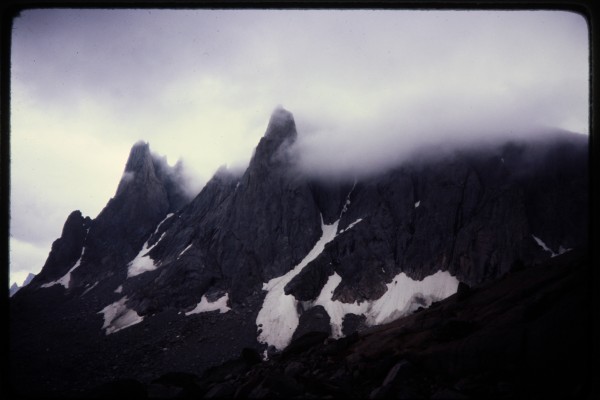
{"left": 127, "top": 214, "right": 174, "bottom": 277}
{"left": 415, "top": 200, "right": 421, "bottom": 208}
{"left": 126, "top": 213, "right": 174, "bottom": 278}
{"left": 98, "top": 296, "right": 143, "bottom": 335}
{"left": 127, "top": 232, "right": 166, "bottom": 277}
{"left": 114, "top": 285, "right": 123, "bottom": 294}
{"left": 339, "top": 218, "right": 363, "bottom": 234}
{"left": 313, "top": 270, "right": 459, "bottom": 338}
{"left": 41, "top": 247, "right": 85, "bottom": 289}
{"left": 157, "top": 213, "right": 175, "bottom": 230}
{"left": 185, "top": 293, "right": 231, "bottom": 315}
{"left": 256, "top": 216, "right": 340, "bottom": 350}
{"left": 81, "top": 281, "right": 98, "bottom": 296}
{"left": 177, "top": 244, "right": 193, "bottom": 259}
{"left": 532, "top": 235, "right": 571, "bottom": 258}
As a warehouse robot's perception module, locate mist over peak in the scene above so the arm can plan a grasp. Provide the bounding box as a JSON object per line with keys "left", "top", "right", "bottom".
{"left": 289, "top": 101, "right": 588, "bottom": 181}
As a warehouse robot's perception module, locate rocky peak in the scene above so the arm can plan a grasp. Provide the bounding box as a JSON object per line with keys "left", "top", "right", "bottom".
{"left": 27, "top": 210, "right": 91, "bottom": 288}
{"left": 248, "top": 107, "right": 298, "bottom": 171}
{"left": 115, "top": 141, "right": 158, "bottom": 196}
{"left": 264, "top": 106, "right": 297, "bottom": 142}
{"left": 124, "top": 141, "right": 153, "bottom": 171}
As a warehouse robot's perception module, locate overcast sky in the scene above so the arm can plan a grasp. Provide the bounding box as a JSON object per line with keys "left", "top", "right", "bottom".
{"left": 9, "top": 8, "right": 589, "bottom": 286}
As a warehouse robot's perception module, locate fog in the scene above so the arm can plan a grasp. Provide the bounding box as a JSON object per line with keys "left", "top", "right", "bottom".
{"left": 9, "top": 9, "right": 588, "bottom": 285}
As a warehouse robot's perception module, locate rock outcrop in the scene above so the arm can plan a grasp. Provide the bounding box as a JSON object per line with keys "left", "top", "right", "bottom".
{"left": 26, "top": 210, "right": 91, "bottom": 289}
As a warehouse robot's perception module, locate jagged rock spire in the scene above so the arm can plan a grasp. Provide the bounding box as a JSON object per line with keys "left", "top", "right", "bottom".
{"left": 264, "top": 106, "right": 297, "bottom": 142}
{"left": 248, "top": 107, "right": 298, "bottom": 171}
{"left": 123, "top": 141, "right": 153, "bottom": 172}
{"left": 28, "top": 210, "right": 91, "bottom": 288}
{"left": 115, "top": 141, "right": 160, "bottom": 197}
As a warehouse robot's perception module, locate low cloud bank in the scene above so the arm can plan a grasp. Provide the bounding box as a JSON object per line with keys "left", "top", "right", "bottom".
{"left": 290, "top": 92, "right": 587, "bottom": 180}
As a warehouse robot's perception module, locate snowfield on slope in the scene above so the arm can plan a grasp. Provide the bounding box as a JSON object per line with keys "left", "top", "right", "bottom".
{"left": 185, "top": 293, "right": 231, "bottom": 315}
{"left": 256, "top": 216, "right": 339, "bottom": 350}
{"left": 99, "top": 296, "right": 143, "bottom": 335}
{"left": 41, "top": 247, "right": 86, "bottom": 289}
{"left": 256, "top": 213, "right": 460, "bottom": 350}
{"left": 127, "top": 213, "right": 173, "bottom": 277}
{"left": 532, "top": 234, "right": 571, "bottom": 258}
{"left": 313, "top": 270, "right": 459, "bottom": 338}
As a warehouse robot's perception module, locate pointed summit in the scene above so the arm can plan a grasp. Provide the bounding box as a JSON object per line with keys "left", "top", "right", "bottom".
{"left": 264, "top": 106, "right": 297, "bottom": 142}
{"left": 124, "top": 141, "right": 153, "bottom": 173}
{"left": 247, "top": 107, "right": 298, "bottom": 171}
{"left": 29, "top": 210, "right": 91, "bottom": 288}
{"left": 115, "top": 141, "right": 160, "bottom": 197}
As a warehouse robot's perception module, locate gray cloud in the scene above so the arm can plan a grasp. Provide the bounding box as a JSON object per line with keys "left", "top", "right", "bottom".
{"left": 10, "top": 9, "right": 589, "bottom": 284}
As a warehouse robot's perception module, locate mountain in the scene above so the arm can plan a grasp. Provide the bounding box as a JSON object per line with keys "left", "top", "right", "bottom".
{"left": 8, "top": 108, "right": 590, "bottom": 397}
{"left": 9, "top": 283, "right": 19, "bottom": 297}
{"left": 9, "top": 272, "right": 36, "bottom": 297}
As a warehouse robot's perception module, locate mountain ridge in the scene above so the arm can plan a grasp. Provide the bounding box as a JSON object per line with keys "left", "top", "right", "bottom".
{"left": 9, "top": 108, "right": 589, "bottom": 397}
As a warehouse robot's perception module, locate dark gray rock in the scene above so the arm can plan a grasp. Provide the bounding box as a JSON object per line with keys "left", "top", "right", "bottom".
{"left": 26, "top": 210, "right": 91, "bottom": 289}
{"left": 284, "top": 133, "right": 588, "bottom": 303}
{"left": 282, "top": 331, "right": 329, "bottom": 359}
{"left": 292, "top": 305, "right": 332, "bottom": 342}
{"left": 130, "top": 107, "right": 323, "bottom": 308}
{"left": 341, "top": 314, "right": 367, "bottom": 337}
{"left": 431, "top": 388, "right": 469, "bottom": 399}
{"left": 285, "top": 258, "right": 334, "bottom": 302}
{"left": 70, "top": 141, "right": 193, "bottom": 287}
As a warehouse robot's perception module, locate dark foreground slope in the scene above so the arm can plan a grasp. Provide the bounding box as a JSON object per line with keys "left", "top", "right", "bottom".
{"left": 102, "top": 247, "right": 591, "bottom": 399}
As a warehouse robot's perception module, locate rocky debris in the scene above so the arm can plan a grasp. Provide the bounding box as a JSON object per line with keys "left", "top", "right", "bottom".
{"left": 341, "top": 313, "right": 367, "bottom": 336}
{"left": 89, "top": 378, "right": 147, "bottom": 399}
{"left": 292, "top": 305, "right": 332, "bottom": 342}
{"left": 78, "top": 247, "right": 591, "bottom": 399}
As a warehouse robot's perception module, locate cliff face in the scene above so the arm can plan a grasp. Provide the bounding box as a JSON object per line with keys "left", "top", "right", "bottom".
{"left": 286, "top": 134, "right": 589, "bottom": 304}
{"left": 9, "top": 108, "right": 589, "bottom": 397}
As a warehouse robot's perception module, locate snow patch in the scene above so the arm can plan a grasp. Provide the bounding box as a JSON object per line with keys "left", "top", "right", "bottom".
{"left": 114, "top": 285, "right": 123, "bottom": 294}
{"left": 256, "top": 216, "right": 340, "bottom": 350}
{"left": 41, "top": 247, "right": 85, "bottom": 289}
{"left": 532, "top": 235, "right": 570, "bottom": 258}
{"left": 99, "top": 296, "right": 143, "bottom": 335}
{"left": 127, "top": 214, "right": 174, "bottom": 277}
{"left": 339, "top": 218, "right": 363, "bottom": 234}
{"left": 557, "top": 245, "right": 572, "bottom": 256}
{"left": 415, "top": 200, "right": 420, "bottom": 208}
{"left": 157, "top": 213, "right": 174, "bottom": 230}
{"left": 312, "top": 273, "right": 367, "bottom": 338}
{"left": 367, "top": 270, "right": 459, "bottom": 325}
{"left": 313, "top": 270, "right": 460, "bottom": 338}
{"left": 185, "top": 293, "right": 231, "bottom": 315}
{"left": 81, "top": 281, "right": 98, "bottom": 296}
{"left": 177, "top": 244, "right": 193, "bottom": 259}
{"left": 127, "top": 232, "right": 166, "bottom": 277}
